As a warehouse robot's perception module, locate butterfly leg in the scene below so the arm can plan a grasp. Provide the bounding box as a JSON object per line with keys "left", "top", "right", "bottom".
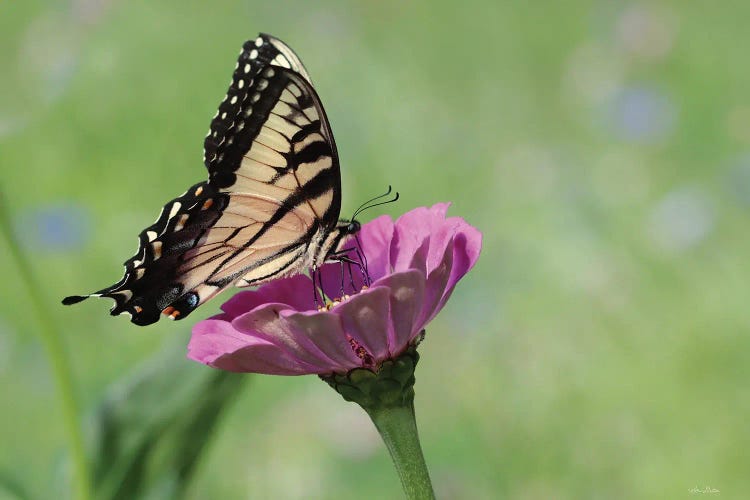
{"left": 313, "top": 264, "right": 337, "bottom": 308}
{"left": 328, "top": 246, "right": 371, "bottom": 288}
{"left": 311, "top": 266, "right": 322, "bottom": 309}
{"left": 338, "top": 259, "right": 346, "bottom": 298}
{"left": 331, "top": 256, "right": 357, "bottom": 298}
{"left": 351, "top": 245, "right": 370, "bottom": 287}
{"left": 346, "top": 259, "right": 355, "bottom": 294}
{"left": 352, "top": 234, "right": 370, "bottom": 285}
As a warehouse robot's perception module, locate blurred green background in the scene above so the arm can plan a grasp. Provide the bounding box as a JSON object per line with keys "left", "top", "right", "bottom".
{"left": 2, "top": 0, "right": 750, "bottom": 498}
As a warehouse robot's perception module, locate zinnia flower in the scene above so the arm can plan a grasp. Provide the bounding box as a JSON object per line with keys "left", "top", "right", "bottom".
{"left": 187, "top": 203, "right": 482, "bottom": 375}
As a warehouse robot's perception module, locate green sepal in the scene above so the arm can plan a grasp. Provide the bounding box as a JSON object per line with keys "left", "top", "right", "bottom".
{"left": 320, "top": 345, "right": 420, "bottom": 411}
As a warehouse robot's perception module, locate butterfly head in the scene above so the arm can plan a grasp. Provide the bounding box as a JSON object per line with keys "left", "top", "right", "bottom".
{"left": 328, "top": 218, "right": 361, "bottom": 254}
{"left": 339, "top": 219, "right": 361, "bottom": 235}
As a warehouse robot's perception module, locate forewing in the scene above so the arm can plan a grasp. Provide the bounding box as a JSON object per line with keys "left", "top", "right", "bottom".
{"left": 260, "top": 33, "right": 314, "bottom": 83}
{"left": 203, "top": 33, "right": 315, "bottom": 171}
{"left": 194, "top": 66, "right": 345, "bottom": 289}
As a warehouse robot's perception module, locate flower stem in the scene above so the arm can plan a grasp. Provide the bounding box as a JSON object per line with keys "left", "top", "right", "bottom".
{"left": 365, "top": 400, "right": 436, "bottom": 500}
{"left": 321, "top": 347, "right": 434, "bottom": 499}
{"left": 0, "top": 190, "right": 91, "bottom": 500}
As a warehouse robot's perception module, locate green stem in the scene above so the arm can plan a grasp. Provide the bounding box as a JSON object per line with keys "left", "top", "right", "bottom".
{"left": 0, "top": 191, "right": 91, "bottom": 500}
{"left": 365, "top": 401, "right": 435, "bottom": 500}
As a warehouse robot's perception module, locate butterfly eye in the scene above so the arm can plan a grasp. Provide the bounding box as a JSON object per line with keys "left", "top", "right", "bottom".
{"left": 347, "top": 220, "right": 361, "bottom": 234}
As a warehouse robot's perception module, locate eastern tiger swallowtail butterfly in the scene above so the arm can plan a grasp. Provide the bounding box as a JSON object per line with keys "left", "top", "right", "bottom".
{"left": 63, "top": 33, "right": 363, "bottom": 326}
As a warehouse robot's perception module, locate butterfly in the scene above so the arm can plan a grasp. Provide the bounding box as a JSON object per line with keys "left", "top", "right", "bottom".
{"left": 63, "top": 33, "right": 362, "bottom": 326}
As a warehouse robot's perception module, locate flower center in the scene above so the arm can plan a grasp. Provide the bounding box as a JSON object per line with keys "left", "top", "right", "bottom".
{"left": 346, "top": 334, "right": 374, "bottom": 367}
{"left": 316, "top": 285, "right": 369, "bottom": 311}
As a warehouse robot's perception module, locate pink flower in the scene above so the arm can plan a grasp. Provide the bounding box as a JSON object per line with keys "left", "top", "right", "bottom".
{"left": 187, "top": 203, "right": 482, "bottom": 375}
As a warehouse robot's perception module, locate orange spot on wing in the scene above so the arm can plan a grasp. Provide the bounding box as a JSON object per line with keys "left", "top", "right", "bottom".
{"left": 202, "top": 199, "right": 214, "bottom": 210}
{"left": 134, "top": 305, "right": 143, "bottom": 313}
{"left": 162, "top": 306, "right": 175, "bottom": 316}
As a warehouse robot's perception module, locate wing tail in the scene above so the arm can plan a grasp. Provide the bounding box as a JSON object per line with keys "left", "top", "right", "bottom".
{"left": 62, "top": 295, "right": 90, "bottom": 305}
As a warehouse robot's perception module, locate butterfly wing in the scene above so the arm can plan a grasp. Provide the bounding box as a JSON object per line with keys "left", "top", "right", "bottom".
{"left": 259, "top": 33, "right": 315, "bottom": 84}
{"left": 63, "top": 182, "right": 229, "bottom": 325}
{"left": 64, "top": 34, "right": 343, "bottom": 326}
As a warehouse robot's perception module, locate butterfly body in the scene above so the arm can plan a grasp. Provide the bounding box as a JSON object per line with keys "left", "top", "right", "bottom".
{"left": 63, "top": 34, "right": 357, "bottom": 325}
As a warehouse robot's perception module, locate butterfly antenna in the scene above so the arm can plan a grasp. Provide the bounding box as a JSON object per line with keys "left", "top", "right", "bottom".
{"left": 351, "top": 186, "right": 400, "bottom": 220}
{"left": 351, "top": 185, "right": 392, "bottom": 219}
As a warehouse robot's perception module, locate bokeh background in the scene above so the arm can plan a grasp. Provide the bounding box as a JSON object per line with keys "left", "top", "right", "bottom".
{"left": 2, "top": 1, "right": 750, "bottom": 498}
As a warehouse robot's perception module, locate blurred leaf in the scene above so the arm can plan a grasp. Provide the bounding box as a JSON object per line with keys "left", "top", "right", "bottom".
{"left": 90, "top": 339, "right": 246, "bottom": 500}
{"left": 0, "top": 468, "right": 31, "bottom": 500}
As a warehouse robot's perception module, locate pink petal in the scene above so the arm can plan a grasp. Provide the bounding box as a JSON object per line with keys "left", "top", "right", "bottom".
{"left": 208, "top": 344, "right": 315, "bottom": 375}
{"left": 335, "top": 286, "right": 393, "bottom": 362}
{"left": 417, "top": 239, "right": 454, "bottom": 329}
{"left": 281, "top": 309, "right": 364, "bottom": 370}
{"left": 188, "top": 318, "right": 251, "bottom": 363}
{"left": 356, "top": 214, "right": 395, "bottom": 280}
{"left": 188, "top": 318, "right": 314, "bottom": 375}
{"left": 374, "top": 270, "right": 426, "bottom": 352}
{"left": 424, "top": 216, "right": 466, "bottom": 274}
{"left": 441, "top": 224, "right": 482, "bottom": 306}
{"left": 389, "top": 203, "right": 456, "bottom": 274}
{"left": 390, "top": 206, "right": 433, "bottom": 273}
{"left": 407, "top": 237, "right": 430, "bottom": 277}
{"left": 427, "top": 202, "right": 451, "bottom": 218}
{"left": 231, "top": 303, "right": 346, "bottom": 372}
{"left": 220, "top": 274, "right": 314, "bottom": 319}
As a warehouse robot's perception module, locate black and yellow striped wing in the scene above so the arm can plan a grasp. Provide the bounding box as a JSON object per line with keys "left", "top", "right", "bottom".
{"left": 63, "top": 34, "right": 345, "bottom": 326}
